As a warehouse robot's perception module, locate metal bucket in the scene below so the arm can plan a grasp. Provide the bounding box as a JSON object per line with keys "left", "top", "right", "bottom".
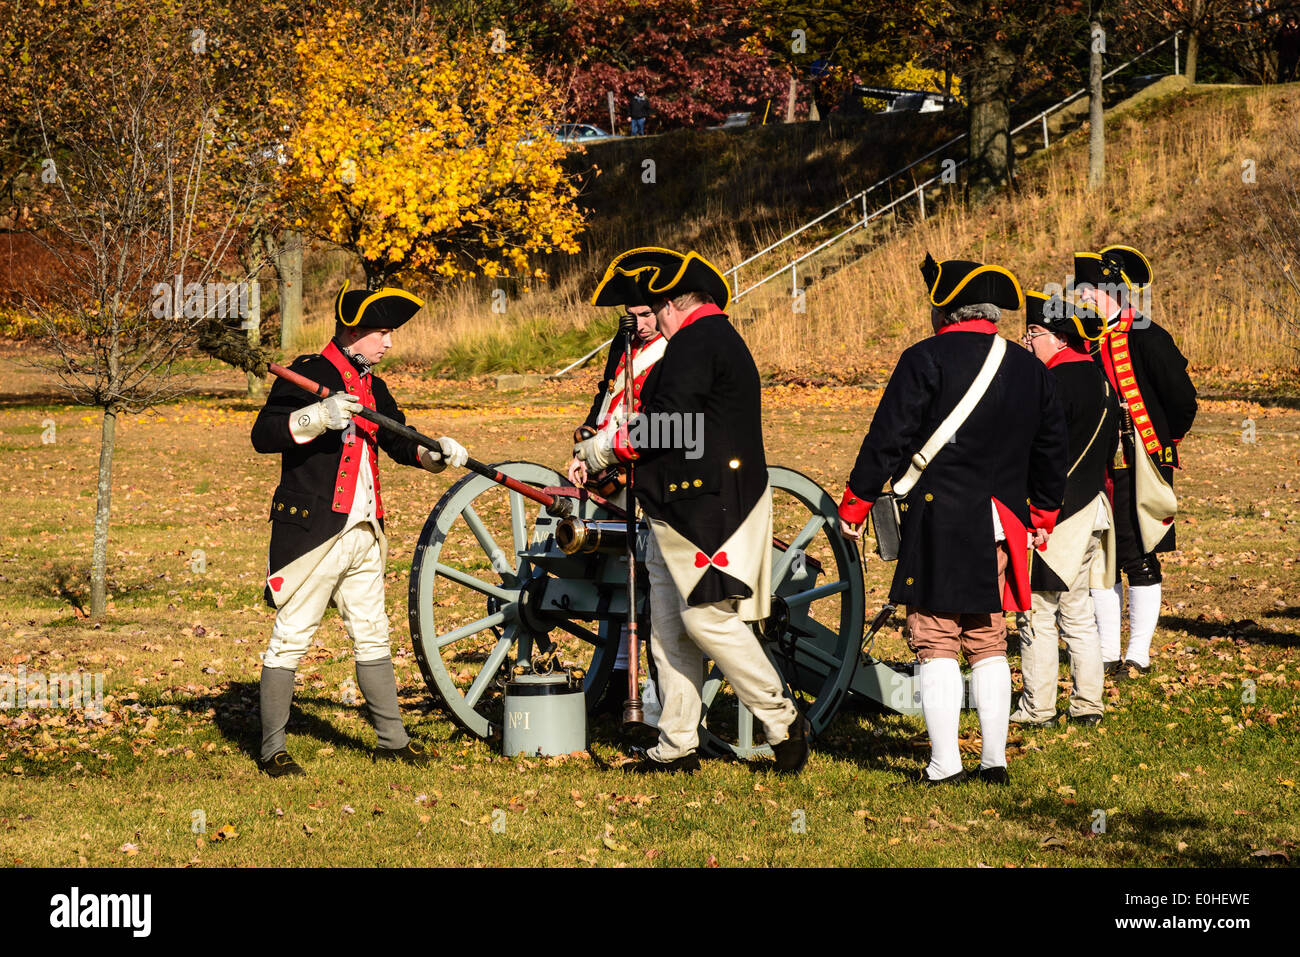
{"left": 502, "top": 672, "right": 588, "bottom": 757}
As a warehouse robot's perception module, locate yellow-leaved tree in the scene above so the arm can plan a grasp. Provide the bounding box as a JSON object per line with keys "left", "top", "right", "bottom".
{"left": 275, "top": 10, "right": 584, "bottom": 288}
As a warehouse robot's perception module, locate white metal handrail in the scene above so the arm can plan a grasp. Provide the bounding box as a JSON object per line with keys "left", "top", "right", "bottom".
{"left": 552, "top": 31, "right": 1180, "bottom": 377}
{"left": 728, "top": 30, "right": 1181, "bottom": 305}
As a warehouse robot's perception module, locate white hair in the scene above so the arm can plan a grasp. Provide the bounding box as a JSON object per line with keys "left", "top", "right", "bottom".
{"left": 942, "top": 302, "right": 1001, "bottom": 324}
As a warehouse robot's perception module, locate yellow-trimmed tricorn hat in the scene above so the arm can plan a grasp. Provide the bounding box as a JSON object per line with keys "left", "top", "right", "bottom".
{"left": 1098, "top": 243, "right": 1152, "bottom": 287}
{"left": 591, "top": 246, "right": 731, "bottom": 311}
{"left": 335, "top": 280, "right": 424, "bottom": 329}
{"left": 921, "top": 252, "right": 1024, "bottom": 310}
{"left": 1072, "top": 249, "right": 1135, "bottom": 293}
{"left": 1025, "top": 289, "right": 1100, "bottom": 341}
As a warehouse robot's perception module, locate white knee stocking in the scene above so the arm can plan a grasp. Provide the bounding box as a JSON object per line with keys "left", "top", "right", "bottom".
{"left": 1092, "top": 583, "right": 1123, "bottom": 663}
{"left": 919, "top": 658, "right": 963, "bottom": 780}
{"left": 1125, "top": 583, "right": 1162, "bottom": 667}
{"left": 971, "top": 656, "right": 1011, "bottom": 770}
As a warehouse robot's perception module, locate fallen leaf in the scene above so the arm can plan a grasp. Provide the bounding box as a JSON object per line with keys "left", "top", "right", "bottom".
{"left": 705, "top": 854, "right": 719, "bottom": 868}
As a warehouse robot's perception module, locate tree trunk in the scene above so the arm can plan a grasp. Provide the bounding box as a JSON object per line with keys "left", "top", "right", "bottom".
{"left": 1185, "top": 28, "right": 1200, "bottom": 84}
{"left": 965, "top": 39, "right": 1017, "bottom": 202}
{"left": 1088, "top": 21, "right": 1105, "bottom": 191}
{"left": 90, "top": 406, "right": 118, "bottom": 619}
{"left": 278, "top": 230, "right": 303, "bottom": 352}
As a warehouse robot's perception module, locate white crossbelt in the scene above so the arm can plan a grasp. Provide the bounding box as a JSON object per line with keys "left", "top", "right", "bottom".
{"left": 893, "top": 335, "right": 1007, "bottom": 497}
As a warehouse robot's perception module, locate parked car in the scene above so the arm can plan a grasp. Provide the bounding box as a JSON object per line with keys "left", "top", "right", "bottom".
{"left": 549, "top": 123, "right": 621, "bottom": 143}
{"left": 708, "top": 112, "right": 753, "bottom": 130}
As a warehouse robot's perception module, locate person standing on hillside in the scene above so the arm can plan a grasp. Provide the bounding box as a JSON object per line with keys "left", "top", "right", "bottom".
{"left": 249, "top": 283, "right": 468, "bottom": 776}
{"left": 628, "top": 88, "right": 651, "bottom": 136}
{"left": 567, "top": 273, "right": 666, "bottom": 717}
{"left": 838, "top": 254, "right": 1068, "bottom": 785}
{"left": 574, "top": 247, "right": 810, "bottom": 775}
{"left": 1013, "top": 291, "right": 1119, "bottom": 727}
{"left": 1073, "top": 245, "right": 1197, "bottom": 680}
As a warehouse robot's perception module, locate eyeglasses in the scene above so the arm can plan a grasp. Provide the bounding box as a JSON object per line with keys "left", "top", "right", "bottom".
{"left": 1021, "top": 331, "right": 1053, "bottom": 347}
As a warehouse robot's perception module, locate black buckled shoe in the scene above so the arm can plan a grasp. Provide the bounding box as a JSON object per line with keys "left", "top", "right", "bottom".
{"left": 917, "top": 768, "right": 968, "bottom": 786}
{"left": 1103, "top": 660, "right": 1123, "bottom": 677}
{"left": 1122, "top": 660, "right": 1151, "bottom": 679}
{"left": 625, "top": 753, "right": 700, "bottom": 775}
{"left": 1068, "top": 713, "right": 1103, "bottom": 727}
{"left": 257, "top": 750, "right": 305, "bottom": 777}
{"left": 973, "top": 765, "right": 1010, "bottom": 785}
{"left": 771, "top": 715, "right": 812, "bottom": 775}
{"left": 374, "top": 740, "right": 434, "bottom": 765}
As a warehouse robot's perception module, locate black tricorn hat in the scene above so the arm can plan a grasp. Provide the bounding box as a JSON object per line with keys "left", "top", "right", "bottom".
{"left": 1072, "top": 249, "right": 1132, "bottom": 293}
{"left": 921, "top": 252, "right": 1024, "bottom": 310}
{"left": 335, "top": 280, "right": 424, "bottom": 329}
{"left": 1025, "top": 290, "right": 1098, "bottom": 342}
{"left": 1098, "top": 244, "right": 1152, "bottom": 287}
{"left": 591, "top": 246, "right": 731, "bottom": 311}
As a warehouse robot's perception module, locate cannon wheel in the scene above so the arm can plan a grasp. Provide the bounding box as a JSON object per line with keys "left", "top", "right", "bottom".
{"left": 695, "top": 465, "right": 865, "bottom": 760}
{"left": 407, "top": 461, "right": 617, "bottom": 739}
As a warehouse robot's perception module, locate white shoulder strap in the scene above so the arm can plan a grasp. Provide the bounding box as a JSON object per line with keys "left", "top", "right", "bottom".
{"left": 893, "top": 335, "right": 1006, "bottom": 497}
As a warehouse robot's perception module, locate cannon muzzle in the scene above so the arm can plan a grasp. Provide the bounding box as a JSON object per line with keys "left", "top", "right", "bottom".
{"left": 555, "top": 517, "right": 630, "bottom": 555}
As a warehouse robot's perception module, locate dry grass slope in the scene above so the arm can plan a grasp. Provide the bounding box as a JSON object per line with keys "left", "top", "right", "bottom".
{"left": 742, "top": 83, "right": 1300, "bottom": 389}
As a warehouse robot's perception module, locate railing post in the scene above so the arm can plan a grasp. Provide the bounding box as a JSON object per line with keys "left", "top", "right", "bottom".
{"left": 791, "top": 263, "right": 797, "bottom": 299}
{"left": 861, "top": 192, "right": 867, "bottom": 224}
{"left": 1042, "top": 114, "right": 1049, "bottom": 148}
{"left": 917, "top": 187, "right": 925, "bottom": 221}
{"left": 1174, "top": 32, "right": 1180, "bottom": 75}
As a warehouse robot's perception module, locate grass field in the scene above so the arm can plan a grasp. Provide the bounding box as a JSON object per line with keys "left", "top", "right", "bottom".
{"left": 0, "top": 362, "right": 1296, "bottom": 868}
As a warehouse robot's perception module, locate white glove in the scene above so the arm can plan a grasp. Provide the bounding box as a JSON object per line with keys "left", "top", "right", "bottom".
{"left": 419, "top": 436, "right": 469, "bottom": 473}
{"left": 290, "top": 393, "right": 363, "bottom": 442}
{"left": 573, "top": 430, "right": 616, "bottom": 470}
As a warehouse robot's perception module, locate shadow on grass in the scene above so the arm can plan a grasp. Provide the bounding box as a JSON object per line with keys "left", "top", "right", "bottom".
{"left": 996, "top": 796, "right": 1275, "bottom": 868}
{"left": 1163, "top": 615, "right": 1299, "bottom": 649}
{"left": 172, "top": 679, "right": 377, "bottom": 763}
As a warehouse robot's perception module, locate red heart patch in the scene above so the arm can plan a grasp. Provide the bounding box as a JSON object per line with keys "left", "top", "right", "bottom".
{"left": 694, "top": 552, "right": 709, "bottom": 568}
{"left": 269, "top": 576, "right": 284, "bottom": 591}
{"left": 712, "top": 551, "right": 729, "bottom": 567}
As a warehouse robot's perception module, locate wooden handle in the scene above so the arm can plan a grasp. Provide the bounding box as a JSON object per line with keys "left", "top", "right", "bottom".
{"left": 267, "top": 362, "right": 565, "bottom": 512}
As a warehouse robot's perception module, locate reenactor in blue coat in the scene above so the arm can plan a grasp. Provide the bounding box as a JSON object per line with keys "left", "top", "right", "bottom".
{"left": 250, "top": 284, "right": 467, "bottom": 776}
{"left": 575, "top": 247, "right": 810, "bottom": 774}
{"left": 1073, "top": 245, "right": 1197, "bottom": 678}
{"left": 839, "top": 255, "right": 1068, "bottom": 784}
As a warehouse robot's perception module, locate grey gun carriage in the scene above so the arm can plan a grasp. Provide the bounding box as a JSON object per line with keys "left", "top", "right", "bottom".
{"left": 408, "top": 461, "right": 924, "bottom": 759}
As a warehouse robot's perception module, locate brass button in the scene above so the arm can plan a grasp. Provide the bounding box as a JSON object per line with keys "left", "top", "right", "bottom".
{"left": 693, "top": 479, "right": 702, "bottom": 488}
{"left": 302, "top": 509, "right": 309, "bottom": 517}
{"left": 337, "top": 486, "right": 345, "bottom": 492}
{"left": 276, "top": 503, "right": 284, "bottom": 511}
{"left": 728, "top": 458, "right": 740, "bottom": 469}
{"left": 906, "top": 577, "right": 914, "bottom": 585}
{"left": 341, "top": 471, "right": 348, "bottom": 478}
{"left": 668, "top": 483, "right": 677, "bottom": 492}
{"left": 289, "top": 506, "right": 297, "bottom": 514}
{"left": 924, "top": 493, "right": 934, "bottom": 502}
